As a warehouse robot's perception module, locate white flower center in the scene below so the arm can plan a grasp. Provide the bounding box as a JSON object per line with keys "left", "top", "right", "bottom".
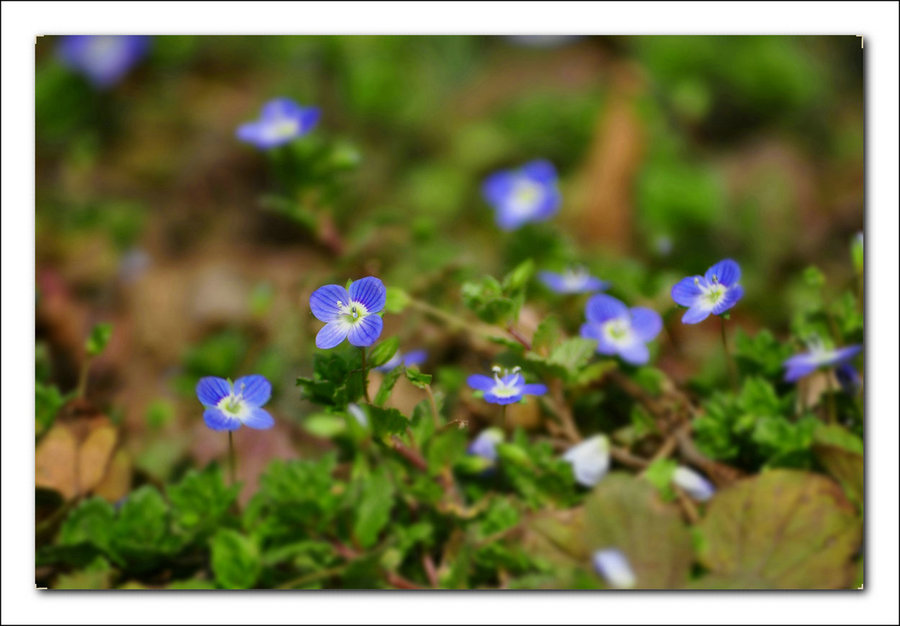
{"left": 695, "top": 276, "right": 727, "bottom": 307}
{"left": 337, "top": 299, "right": 369, "bottom": 324}
{"left": 508, "top": 179, "right": 544, "bottom": 216}
{"left": 603, "top": 319, "right": 633, "bottom": 347}
{"left": 490, "top": 366, "right": 523, "bottom": 398}
{"left": 561, "top": 268, "right": 589, "bottom": 291}
{"left": 267, "top": 118, "right": 300, "bottom": 141}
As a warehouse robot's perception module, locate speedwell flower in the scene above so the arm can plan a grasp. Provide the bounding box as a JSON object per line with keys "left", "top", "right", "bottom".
{"left": 196, "top": 375, "right": 274, "bottom": 431}
{"left": 671, "top": 259, "right": 744, "bottom": 324}
{"left": 562, "top": 434, "right": 610, "bottom": 487}
{"left": 309, "top": 276, "right": 386, "bottom": 349}
{"left": 236, "top": 98, "right": 320, "bottom": 149}
{"left": 467, "top": 428, "right": 505, "bottom": 463}
{"left": 782, "top": 338, "right": 862, "bottom": 383}
{"left": 538, "top": 267, "right": 609, "bottom": 295}
{"left": 835, "top": 363, "right": 862, "bottom": 395}
{"left": 580, "top": 294, "right": 662, "bottom": 366}
{"left": 467, "top": 366, "right": 547, "bottom": 405}
{"left": 375, "top": 349, "right": 428, "bottom": 373}
{"left": 592, "top": 549, "right": 637, "bottom": 589}
{"left": 57, "top": 35, "right": 150, "bottom": 88}
{"left": 482, "top": 160, "right": 561, "bottom": 230}
{"left": 672, "top": 466, "right": 715, "bottom": 501}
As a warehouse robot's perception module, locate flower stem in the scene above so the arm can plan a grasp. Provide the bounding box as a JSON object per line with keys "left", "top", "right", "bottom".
{"left": 360, "top": 348, "right": 371, "bottom": 403}
{"left": 75, "top": 357, "right": 92, "bottom": 399}
{"left": 720, "top": 317, "right": 738, "bottom": 392}
{"left": 501, "top": 404, "right": 508, "bottom": 431}
{"left": 228, "top": 431, "right": 236, "bottom": 486}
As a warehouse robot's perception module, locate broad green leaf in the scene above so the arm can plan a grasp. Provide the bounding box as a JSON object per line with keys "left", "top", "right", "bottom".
{"left": 59, "top": 498, "right": 115, "bottom": 552}
{"left": 85, "top": 323, "right": 113, "bottom": 357}
{"left": 813, "top": 424, "right": 863, "bottom": 509}
{"left": 532, "top": 315, "right": 562, "bottom": 355}
{"left": 211, "top": 529, "right": 261, "bottom": 589}
{"left": 167, "top": 466, "right": 239, "bottom": 538}
{"left": 366, "top": 405, "right": 410, "bottom": 439}
{"left": 642, "top": 458, "right": 678, "bottom": 501}
{"left": 368, "top": 337, "right": 399, "bottom": 368}
{"left": 353, "top": 467, "right": 395, "bottom": 548}
{"left": 303, "top": 413, "right": 347, "bottom": 438}
{"left": 55, "top": 556, "right": 112, "bottom": 590}
{"left": 384, "top": 286, "right": 410, "bottom": 314}
{"left": 374, "top": 366, "right": 404, "bottom": 406}
{"left": 404, "top": 368, "right": 432, "bottom": 389}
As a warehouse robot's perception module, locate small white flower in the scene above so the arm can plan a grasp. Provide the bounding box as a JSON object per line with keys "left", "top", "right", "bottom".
{"left": 562, "top": 434, "right": 610, "bottom": 487}
{"left": 672, "top": 466, "right": 715, "bottom": 501}
{"left": 593, "top": 548, "right": 636, "bottom": 589}
{"left": 347, "top": 403, "right": 368, "bottom": 428}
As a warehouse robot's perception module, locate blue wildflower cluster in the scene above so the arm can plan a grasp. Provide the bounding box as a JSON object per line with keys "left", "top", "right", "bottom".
{"left": 57, "top": 35, "right": 150, "bottom": 88}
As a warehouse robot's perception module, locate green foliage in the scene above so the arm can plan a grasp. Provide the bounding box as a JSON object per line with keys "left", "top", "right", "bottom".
{"left": 36, "top": 382, "right": 67, "bottom": 435}
{"left": 296, "top": 345, "right": 365, "bottom": 409}
{"left": 211, "top": 529, "right": 261, "bottom": 589}
{"left": 85, "top": 323, "right": 113, "bottom": 357}
{"left": 462, "top": 260, "right": 534, "bottom": 325}
{"left": 368, "top": 337, "right": 399, "bottom": 368}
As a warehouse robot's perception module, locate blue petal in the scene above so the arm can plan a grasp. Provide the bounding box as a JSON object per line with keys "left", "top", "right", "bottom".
{"left": 520, "top": 159, "right": 557, "bottom": 184}
{"left": 467, "top": 374, "right": 495, "bottom": 392}
{"left": 349, "top": 277, "right": 386, "bottom": 313}
{"left": 580, "top": 322, "right": 617, "bottom": 355}
{"left": 618, "top": 341, "right": 650, "bottom": 366}
{"left": 203, "top": 407, "right": 241, "bottom": 431}
{"left": 629, "top": 307, "right": 662, "bottom": 342}
{"left": 522, "top": 383, "right": 548, "bottom": 396}
{"left": 835, "top": 364, "right": 861, "bottom": 394}
{"left": 484, "top": 391, "right": 522, "bottom": 405}
{"left": 347, "top": 315, "right": 383, "bottom": 347}
{"left": 298, "top": 107, "right": 321, "bottom": 133}
{"left": 681, "top": 304, "right": 712, "bottom": 324}
{"left": 711, "top": 284, "right": 743, "bottom": 315}
{"left": 538, "top": 271, "right": 567, "bottom": 293}
{"left": 316, "top": 321, "right": 350, "bottom": 349}
{"left": 234, "top": 375, "right": 271, "bottom": 407}
{"left": 531, "top": 187, "right": 561, "bottom": 221}
{"left": 705, "top": 259, "right": 741, "bottom": 287}
{"left": 243, "top": 407, "right": 275, "bottom": 430}
{"left": 482, "top": 171, "right": 515, "bottom": 207}
{"left": 468, "top": 429, "right": 503, "bottom": 461}
{"left": 671, "top": 276, "right": 702, "bottom": 307}
{"left": 827, "top": 344, "right": 862, "bottom": 366}
{"left": 585, "top": 294, "right": 628, "bottom": 324}
{"left": 402, "top": 350, "right": 428, "bottom": 367}
{"left": 310, "top": 284, "right": 351, "bottom": 322}
{"left": 582, "top": 276, "right": 610, "bottom": 292}
{"left": 495, "top": 204, "right": 531, "bottom": 231}
{"left": 236, "top": 121, "right": 265, "bottom": 145}
{"left": 196, "top": 377, "right": 231, "bottom": 407}
{"left": 782, "top": 353, "right": 819, "bottom": 382}
{"left": 261, "top": 97, "right": 302, "bottom": 121}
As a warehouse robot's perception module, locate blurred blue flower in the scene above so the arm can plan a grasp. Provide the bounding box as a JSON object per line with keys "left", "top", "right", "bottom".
{"left": 538, "top": 267, "right": 608, "bottom": 294}
{"left": 467, "top": 366, "right": 547, "bottom": 405}
{"left": 309, "top": 277, "right": 386, "bottom": 349}
{"left": 375, "top": 349, "right": 428, "bottom": 373}
{"left": 57, "top": 35, "right": 150, "bottom": 88}
{"left": 672, "top": 466, "right": 715, "bottom": 501}
{"left": 592, "top": 548, "right": 636, "bottom": 589}
{"left": 236, "top": 98, "right": 320, "bottom": 149}
{"left": 196, "top": 375, "right": 274, "bottom": 431}
{"left": 467, "top": 428, "right": 504, "bottom": 462}
{"left": 783, "top": 339, "right": 862, "bottom": 383}
{"left": 580, "top": 294, "right": 662, "bottom": 366}
{"left": 562, "top": 434, "right": 610, "bottom": 487}
{"left": 835, "top": 363, "right": 862, "bottom": 395}
{"left": 347, "top": 403, "right": 369, "bottom": 428}
{"left": 671, "top": 259, "right": 744, "bottom": 324}
{"left": 482, "top": 160, "right": 561, "bottom": 230}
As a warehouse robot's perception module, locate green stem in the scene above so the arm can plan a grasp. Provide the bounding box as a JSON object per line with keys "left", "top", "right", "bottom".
{"left": 720, "top": 317, "right": 737, "bottom": 393}
{"left": 424, "top": 384, "right": 441, "bottom": 429}
{"left": 501, "top": 405, "right": 508, "bottom": 431}
{"left": 361, "top": 348, "right": 371, "bottom": 403}
{"left": 75, "top": 357, "right": 92, "bottom": 399}
{"left": 228, "top": 431, "right": 236, "bottom": 486}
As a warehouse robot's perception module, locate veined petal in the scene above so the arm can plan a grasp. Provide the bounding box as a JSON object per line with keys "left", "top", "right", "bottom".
{"left": 236, "top": 121, "right": 265, "bottom": 145}
{"left": 629, "top": 307, "right": 662, "bottom": 342}
{"left": 585, "top": 294, "right": 628, "bottom": 324}
{"left": 467, "top": 374, "right": 496, "bottom": 392}
{"left": 196, "top": 376, "right": 232, "bottom": 407}
{"left": 671, "top": 276, "right": 703, "bottom": 307}
{"left": 522, "top": 383, "right": 548, "bottom": 396}
{"left": 316, "top": 321, "right": 350, "bottom": 349}
{"left": 705, "top": 259, "right": 741, "bottom": 287}
{"left": 581, "top": 322, "right": 617, "bottom": 355}
{"left": 681, "top": 304, "right": 712, "bottom": 324}
{"left": 234, "top": 375, "right": 271, "bottom": 407}
{"left": 347, "top": 315, "right": 383, "bottom": 347}
{"left": 242, "top": 407, "right": 275, "bottom": 430}
{"left": 310, "top": 284, "right": 351, "bottom": 322}
{"left": 203, "top": 407, "right": 241, "bottom": 432}
{"left": 349, "top": 277, "right": 386, "bottom": 313}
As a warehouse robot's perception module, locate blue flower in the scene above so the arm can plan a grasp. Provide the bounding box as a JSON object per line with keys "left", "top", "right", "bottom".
{"left": 57, "top": 36, "right": 150, "bottom": 88}
{"left": 672, "top": 466, "right": 715, "bottom": 501}
{"left": 482, "top": 160, "right": 561, "bottom": 230}
{"left": 467, "top": 366, "right": 547, "bottom": 405}
{"left": 579, "top": 294, "right": 662, "bottom": 366}
{"left": 835, "top": 363, "right": 862, "bottom": 395}
{"left": 671, "top": 259, "right": 744, "bottom": 324}
{"left": 236, "top": 98, "right": 320, "bottom": 149}
{"left": 196, "top": 375, "right": 274, "bottom": 431}
{"left": 467, "top": 428, "right": 505, "bottom": 462}
{"left": 782, "top": 339, "right": 862, "bottom": 383}
{"left": 562, "top": 434, "right": 610, "bottom": 487}
{"left": 374, "top": 349, "right": 428, "bottom": 373}
{"left": 309, "top": 276, "right": 386, "bottom": 349}
{"left": 592, "top": 548, "right": 637, "bottom": 589}
{"left": 538, "top": 267, "right": 609, "bottom": 294}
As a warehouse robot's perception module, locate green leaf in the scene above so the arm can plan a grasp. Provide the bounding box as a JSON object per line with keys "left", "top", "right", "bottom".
{"left": 696, "top": 469, "right": 861, "bottom": 589}
{"left": 55, "top": 556, "right": 112, "bottom": 590}
{"left": 353, "top": 467, "right": 396, "bottom": 548}
{"left": 167, "top": 465, "right": 239, "bottom": 539}
{"left": 303, "top": 412, "right": 347, "bottom": 438}
{"left": 813, "top": 424, "right": 863, "bottom": 509}
{"left": 85, "top": 323, "right": 113, "bottom": 357}
{"left": 375, "top": 367, "right": 404, "bottom": 406}
{"left": 461, "top": 275, "right": 519, "bottom": 324}
{"left": 59, "top": 498, "right": 116, "bottom": 552}
{"left": 211, "top": 529, "right": 261, "bottom": 589}
{"left": 36, "top": 382, "right": 67, "bottom": 435}
{"left": 404, "top": 368, "right": 432, "bottom": 389}
{"left": 643, "top": 458, "right": 678, "bottom": 501}
{"left": 502, "top": 258, "right": 535, "bottom": 292}
{"left": 384, "top": 286, "right": 411, "bottom": 314}
{"left": 366, "top": 405, "right": 410, "bottom": 439}
{"left": 532, "top": 315, "right": 562, "bottom": 355}
{"left": 368, "top": 337, "right": 399, "bottom": 368}
{"left": 802, "top": 265, "right": 826, "bottom": 289}
{"left": 547, "top": 338, "right": 598, "bottom": 374}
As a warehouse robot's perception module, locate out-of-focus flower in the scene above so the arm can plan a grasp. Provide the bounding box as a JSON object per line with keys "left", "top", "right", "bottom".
{"left": 309, "top": 277, "right": 386, "bottom": 349}
{"left": 57, "top": 35, "right": 150, "bottom": 88}
{"left": 236, "top": 98, "right": 320, "bottom": 149}
{"left": 562, "top": 434, "right": 610, "bottom": 487}
{"left": 783, "top": 339, "right": 862, "bottom": 383}
{"left": 482, "top": 160, "right": 561, "bottom": 230}
{"left": 467, "top": 428, "right": 504, "bottom": 462}
{"left": 467, "top": 366, "right": 547, "bottom": 405}
{"left": 835, "top": 363, "right": 862, "bottom": 395}
{"left": 375, "top": 349, "right": 428, "bottom": 373}
{"left": 580, "top": 294, "right": 662, "bottom": 366}
{"left": 538, "top": 267, "right": 609, "bottom": 295}
{"left": 196, "top": 375, "right": 274, "bottom": 431}
{"left": 672, "top": 466, "right": 715, "bottom": 501}
{"left": 347, "top": 403, "right": 368, "bottom": 428}
{"left": 671, "top": 259, "right": 744, "bottom": 324}
{"left": 592, "top": 548, "right": 636, "bottom": 589}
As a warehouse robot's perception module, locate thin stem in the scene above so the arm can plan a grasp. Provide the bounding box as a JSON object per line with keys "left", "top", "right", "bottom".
{"left": 228, "top": 431, "right": 236, "bottom": 486}
{"left": 424, "top": 384, "right": 441, "bottom": 429}
{"left": 75, "top": 357, "right": 92, "bottom": 399}
{"left": 361, "top": 348, "right": 371, "bottom": 403}
{"left": 720, "top": 317, "right": 738, "bottom": 392}
{"left": 501, "top": 405, "right": 508, "bottom": 431}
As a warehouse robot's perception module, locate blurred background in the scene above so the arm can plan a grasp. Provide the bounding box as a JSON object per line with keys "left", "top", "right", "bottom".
{"left": 35, "top": 35, "right": 863, "bottom": 504}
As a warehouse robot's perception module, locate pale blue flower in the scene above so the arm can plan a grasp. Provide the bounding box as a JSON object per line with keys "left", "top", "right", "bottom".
{"left": 467, "top": 366, "right": 547, "bottom": 405}
{"left": 593, "top": 548, "right": 636, "bottom": 589}
{"left": 671, "top": 259, "right": 744, "bottom": 324}
{"left": 538, "top": 267, "right": 609, "bottom": 294}
{"left": 580, "top": 294, "right": 662, "bottom": 366}
{"left": 562, "top": 434, "right": 610, "bottom": 487}
{"left": 783, "top": 339, "right": 862, "bottom": 383}
{"left": 672, "top": 466, "right": 715, "bottom": 501}
{"left": 375, "top": 349, "right": 427, "bottom": 373}
{"left": 482, "top": 160, "right": 561, "bottom": 230}
{"left": 196, "top": 375, "right": 274, "bottom": 431}
{"left": 237, "top": 98, "right": 320, "bottom": 149}
{"left": 467, "top": 428, "right": 505, "bottom": 462}
{"left": 309, "top": 277, "right": 386, "bottom": 349}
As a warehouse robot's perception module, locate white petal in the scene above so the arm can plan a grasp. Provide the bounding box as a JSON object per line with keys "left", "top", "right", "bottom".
{"left": 562, "top": 434, "right": 610, "bottom": 487}
{"left": 593, "top": 549, "right": 636, "bottom": 589}
{"left": 672, "top": 466, "right": 715, "bottom": 501}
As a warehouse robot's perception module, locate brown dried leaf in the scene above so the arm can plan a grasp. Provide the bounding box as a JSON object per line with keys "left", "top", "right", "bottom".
{"left": 77, "top": 425, "right": 117, "bottom": 493}
{"left": 35, "top": 425, "right": 78, "bottom": 499}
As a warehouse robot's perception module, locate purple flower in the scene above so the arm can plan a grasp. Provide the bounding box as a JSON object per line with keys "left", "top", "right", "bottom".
{"left": 835, "top": 363, "right": 862, "bottom": 395}
{"left": 579, "top": 294, "right": 662, "bottom": 366}
{"left": 671, "top": 259, "right": 744, "bottom": 324}
{"left": 592, "top": 549, "right": 636, "bottom": 589}
{"left": 482, "top": 160, "right": 561, "bottom": 230}
{"left": 467, "top": 428, "right": 505, "bottom": 462}
{"left": 57, "top": 35, "right": 150, "bottom": 88}
{"left": 538, "top": 267, "right": 609, "bottom": 295}
{"left": 672, "top": 466, "right": 715, "bottom": 501}
{"left": 783, "top": 339, "right": 862, "bottom": 383}
{"left": 467, "top": 366, "right": 547, "bottom": 405}
{"left": 196, "top": 375, "right": 274, "bottom": 431}
{"left": 236, "top": 98, "right": 320, "bottom": 149}
{"left": 374, "top": 349, "right": 428, "bottom": 373}
{"left": 309, "top": 277, "right": 386, "bottom": 349}
{"left": 562, "top": 435, "right": 610, "bottom": 487}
